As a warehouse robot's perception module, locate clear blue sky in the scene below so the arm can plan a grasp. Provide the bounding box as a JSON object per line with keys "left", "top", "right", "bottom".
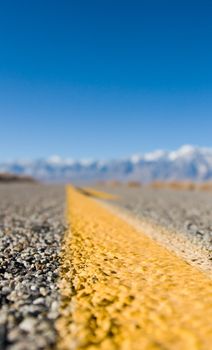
{"left": 0, "top": 0, "right": 212, "bottom": 160}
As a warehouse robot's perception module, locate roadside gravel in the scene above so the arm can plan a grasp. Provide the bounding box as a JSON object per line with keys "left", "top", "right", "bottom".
{"left": 0, "top": 184, "right": 65, "bottom": 350}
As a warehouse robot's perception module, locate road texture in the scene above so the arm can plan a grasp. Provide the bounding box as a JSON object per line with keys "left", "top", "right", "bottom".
{"left": 97, "top": 186, "right": 212, "bottom": 249}
{"left": 94, "top": 185, "right": 212, "bottom": 275}
{"left": 0, "top": 184, "right": 65, "bottom": 350}
{"left": 1, "top": 184, "right": 212, "bottom": 349}
{"left": 57, "top": 186, "right": 212, "bottom": 350}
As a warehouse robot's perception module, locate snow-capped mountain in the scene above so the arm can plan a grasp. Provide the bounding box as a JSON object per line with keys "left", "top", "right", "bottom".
{"left": 1, "top": 145, "right": 212, "bottom": 183}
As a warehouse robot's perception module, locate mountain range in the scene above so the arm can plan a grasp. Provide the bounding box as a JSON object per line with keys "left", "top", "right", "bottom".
{"left": 1, "top": 145, "right": 212, "bottom": 183}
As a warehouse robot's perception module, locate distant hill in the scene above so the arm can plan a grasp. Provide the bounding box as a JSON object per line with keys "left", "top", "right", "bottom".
{"left": 1, "top": 145, "right": 212, "bottom": 183}
{"left": 0, "top": 173, "right": 36, "bottom": 183}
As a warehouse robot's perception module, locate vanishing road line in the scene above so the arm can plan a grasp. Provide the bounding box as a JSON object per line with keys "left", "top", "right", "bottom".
{"left": 77, "top": 187, "right": 118, "bottom": 200}
{"left": 57, "top": 186, "right": 212, "bottom": 350}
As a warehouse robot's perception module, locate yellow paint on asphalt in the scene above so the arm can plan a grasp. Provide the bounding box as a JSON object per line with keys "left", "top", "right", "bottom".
{"left": 80, "top": 187, "right": 118, "bottom": 200}
{"left": 57, "top": 186, "right": 212, "bottom": 350}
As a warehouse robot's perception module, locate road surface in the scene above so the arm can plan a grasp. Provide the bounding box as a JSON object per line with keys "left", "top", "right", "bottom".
{"left": 0, "top": 184, "right": 212, "bottom": 349}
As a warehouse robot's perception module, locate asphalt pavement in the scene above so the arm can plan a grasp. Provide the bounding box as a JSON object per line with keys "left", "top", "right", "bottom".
{"left": 0, "top": 184, "right": 65, "bottom": 350}
{"left": 98, "top": 186, "right": 212, "bottom": 247}
{"left": 1, "top": 183, "right": 212, "bottom": 349}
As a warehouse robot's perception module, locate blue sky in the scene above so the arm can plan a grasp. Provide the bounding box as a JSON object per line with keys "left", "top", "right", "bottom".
{"left": 0, "top": 0, "right": 212, "bottom": 160}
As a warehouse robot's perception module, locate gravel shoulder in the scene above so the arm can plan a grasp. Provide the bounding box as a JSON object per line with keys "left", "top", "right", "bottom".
{"left": 0, "top": 184, "right": 65, "bottom": 350}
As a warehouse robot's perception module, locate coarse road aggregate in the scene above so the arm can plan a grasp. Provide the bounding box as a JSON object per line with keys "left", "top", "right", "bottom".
{"left": 0, "top": 184, "right": 65, "bottom": 350}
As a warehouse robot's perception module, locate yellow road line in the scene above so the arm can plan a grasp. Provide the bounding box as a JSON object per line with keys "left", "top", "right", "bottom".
{"left": 78, "top": 187, "right": 118, "bottom": 200}
{"left": 57, "top": 186, "right": 212, "bottom": 350}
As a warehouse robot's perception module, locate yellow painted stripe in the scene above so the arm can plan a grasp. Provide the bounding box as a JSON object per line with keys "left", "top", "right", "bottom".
{"left": 78, "top": 186, "right": 118, "bottom": 200}
{"left": 57, "top": 186, "right": 212, "bottom": 350}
